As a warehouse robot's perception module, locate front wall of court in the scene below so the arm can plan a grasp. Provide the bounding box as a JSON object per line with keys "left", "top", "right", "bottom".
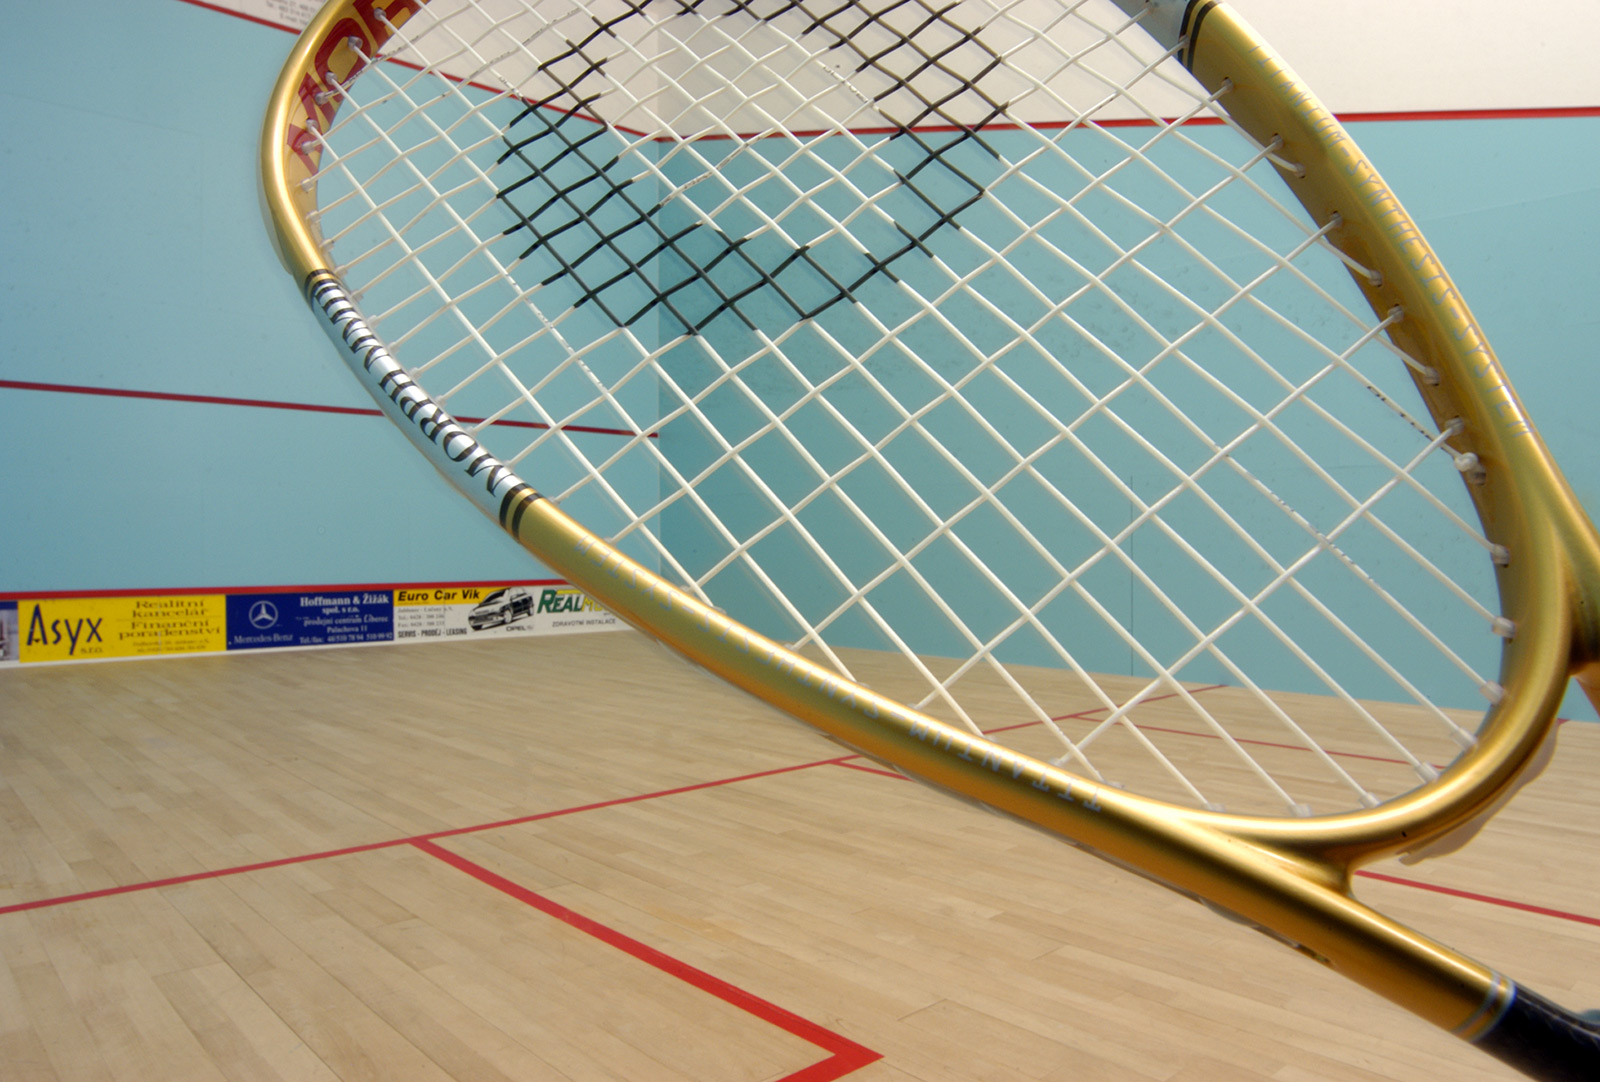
{"left": 0, "top": 1, "right": 1593, "bottom": 705}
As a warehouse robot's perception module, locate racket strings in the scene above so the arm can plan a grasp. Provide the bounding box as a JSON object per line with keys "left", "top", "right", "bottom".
{"left": 309, "top": 0, "right": 1505, "bottom": 816}
{"left": 667, "top": 260, "right": 1472, "bottom": 807}
{"left": 484, "top": 0, "right": 1024, "bottom": 335}
{"left": 576, "top": 8, "right": 1472, "bottom": 768}
{"left": 953, "top": 117, "right": 1500, "bottom": 695}
{"left": 318, "top": 20, "right": 731, "bottom": 601}
{"left": 803, "top": 126, "right": 1492, "bottom": 753}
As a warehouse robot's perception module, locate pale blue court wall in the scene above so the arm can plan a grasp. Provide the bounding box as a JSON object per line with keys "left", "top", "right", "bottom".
{"left": 1, "top": 1, "right": 1596, "bottom": 714}
{"left": 0, "top": 0, "right": 542, "bottom": 590}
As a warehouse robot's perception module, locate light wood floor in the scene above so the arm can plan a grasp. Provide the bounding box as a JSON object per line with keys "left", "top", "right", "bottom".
{"left": 1, "top": 631, "right": 1596, "bottom": 1081}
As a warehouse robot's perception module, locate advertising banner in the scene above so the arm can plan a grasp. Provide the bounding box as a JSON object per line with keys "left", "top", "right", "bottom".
{"left": 0, "top": 581, "right": 619, "bottom": 666}
{"left": 15, "top": 595, "right": 227, "bottom": 663}
{"left": 395, "top": 583, "right": 620, "bottom": 641}
{"left": 226, "top": 590, "right": 394, "bottom": 650}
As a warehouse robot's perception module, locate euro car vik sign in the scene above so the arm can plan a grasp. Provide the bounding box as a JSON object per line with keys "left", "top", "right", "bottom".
{"left": 394, "top": 584, "right": 617, "bottom": 641}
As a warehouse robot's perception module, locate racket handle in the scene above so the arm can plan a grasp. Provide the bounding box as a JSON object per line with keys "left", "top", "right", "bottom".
{"left": 1476, "top": 984, "right": 1600, "bottom": 1082}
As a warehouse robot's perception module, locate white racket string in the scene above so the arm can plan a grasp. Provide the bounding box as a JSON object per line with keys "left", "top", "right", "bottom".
{"left": 304, "top": 0, "right": 1508, "bottom": 815}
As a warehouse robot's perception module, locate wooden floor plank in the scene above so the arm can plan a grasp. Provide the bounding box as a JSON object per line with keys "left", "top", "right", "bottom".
{"left": 0, "top": 631, "right": 1595, "bottom": 1080}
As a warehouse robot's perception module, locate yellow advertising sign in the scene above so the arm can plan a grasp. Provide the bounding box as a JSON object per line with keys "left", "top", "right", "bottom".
{"left": 393, "top": 585, "right": 492, "bottom": 606}
{"left": 18, "top": 595, "right": 227, "bottom": 663}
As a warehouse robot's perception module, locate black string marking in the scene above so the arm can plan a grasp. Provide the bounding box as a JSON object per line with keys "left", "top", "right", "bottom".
{"left": 494, "top": 0, "right": 1009, "bottom": 335}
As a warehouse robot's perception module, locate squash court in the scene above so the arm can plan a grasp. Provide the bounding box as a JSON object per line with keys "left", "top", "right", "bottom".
{"left": 2, "top": 630, "right": 1595, "bottom": 1081}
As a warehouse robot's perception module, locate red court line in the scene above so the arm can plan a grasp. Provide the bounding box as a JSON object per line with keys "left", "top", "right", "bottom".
{"left": 824, "top": 689, "right": 1600, "bottom": 930}
{"left": 1027, "top": 684, "right": 1426, "bottom": 768}
{"left": 420, "top": 758, "right": 859, "bottom": 841}
{"left": 1047, "top": 709, "right": 1581, "bottom": 766}
{"left": 0, "top": 837, "right": 409, "bottom": 916}
{"left": 1355, "top": 871, "right": 1600, "bottom": 928}
{"left": 1340, "top": 106, "right": 1600, "bottom": 123}
{"left": 826, "top": 756, "right": 1600, "bottom": 929}
{"left": 830, "top": 686, "right": 1220, "bottom": 777}
{"left": 1103, "top": 721, "right": 1419, "bottom": 766}
{"left": 1036, "top": 693, "right": 1584, "bottom": 768}
{"left": 978, "top": 683, "right": 1225, "bottom": 738}
{"left": 175, "top": 0, "right": 296, "bottom": 32}
{"left": 4, "top": 720, "right": 1593, "bottom": 934}
{"left": 0, "top": 758, "right": 855, "bottom": 916}
{"left": 0, "top": 377, "right": 381, "bottom": 418}
{"left": 0, "top": 754, "right": 880, "bottom": 1071}
{"left": 834, "top": 761, "right": 904, "bottom": 780}
{"left": 2, "top": 577, "right": 566, "bottom": 602}
{"left": 415, "top": 838, "right": 881, "bottom": 1081}
{"left": 184, "top": 0, "right": 1600, "bottom": 128}
{"left": 0, "top": 379, "right": 650, "bottom": 440}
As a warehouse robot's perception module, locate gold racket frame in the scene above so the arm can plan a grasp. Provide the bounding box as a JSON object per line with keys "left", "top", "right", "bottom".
{"left": 262, "top": 0, "right": 1600, "bottom": 1045}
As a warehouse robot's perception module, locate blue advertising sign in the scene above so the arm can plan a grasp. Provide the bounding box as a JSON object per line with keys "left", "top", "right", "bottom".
{"left": 226, "top": 590, "right": 393, "bottom": 650}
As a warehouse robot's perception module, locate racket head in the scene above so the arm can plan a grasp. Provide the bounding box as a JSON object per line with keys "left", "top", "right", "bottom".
{"left": 1175, "top": 2, "right": 1600, "bottom": 837}
{"left": 260, "top": 0, "right": 1600, "bottom": 1052}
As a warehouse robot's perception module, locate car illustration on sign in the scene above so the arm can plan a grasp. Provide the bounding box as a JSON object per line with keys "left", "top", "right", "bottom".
{"left": 467, "top": 587, "right": 535, "bottom": 630}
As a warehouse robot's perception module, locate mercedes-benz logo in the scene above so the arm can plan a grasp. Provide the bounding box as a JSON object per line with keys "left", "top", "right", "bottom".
{"left": 248, "top": 600, "right": 279, "bottom": 629}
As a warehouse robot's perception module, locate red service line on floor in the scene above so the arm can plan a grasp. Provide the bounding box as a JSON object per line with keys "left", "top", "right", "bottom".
{"left": 414, "top": 838, "right": 880, "bottom": 1082}
{"left": 0, "top": 836, "right": 413, "bottom": 916}
{"left": 825, "top": 687, "right": 1600, "bottom": 930}
{"left": 1353, "top": 870, "right": 1600, "bottom": 928}
{"left": 1, "top": 753, "right": 883, "bottom": 1079}
{"left": 4, "top": 727, "right": 1593, "bottom": 979}
{"left": 824, "top": 754, "right": 1600, "bottom": 928}
{"left": 1026, "top": 683, "right": 1455, "bottom": 768}
{"left": 0, "top": 759, "right": 855, "bottom": 917}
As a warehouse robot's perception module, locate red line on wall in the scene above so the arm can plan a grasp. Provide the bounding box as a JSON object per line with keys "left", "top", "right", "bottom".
{"left": 181, "top": 0, "right": 1600, "bottom": 127}
{"left": 1340, "top": 105, "right": 1600, "bottom": 123}
{"left": 414, "top": 838, "right": 882, "bottom": 1081}
{"left": 1, "top": 377, "right": 381, "bottom": 418}
{"left": 0, "top": 379, "right": 652, "bottom": 440}
{"left": 2, "top": 577, "right": 568, "bottom": 602}
{"left": 173, "top": 0, "right": 297, "bottom": 32}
